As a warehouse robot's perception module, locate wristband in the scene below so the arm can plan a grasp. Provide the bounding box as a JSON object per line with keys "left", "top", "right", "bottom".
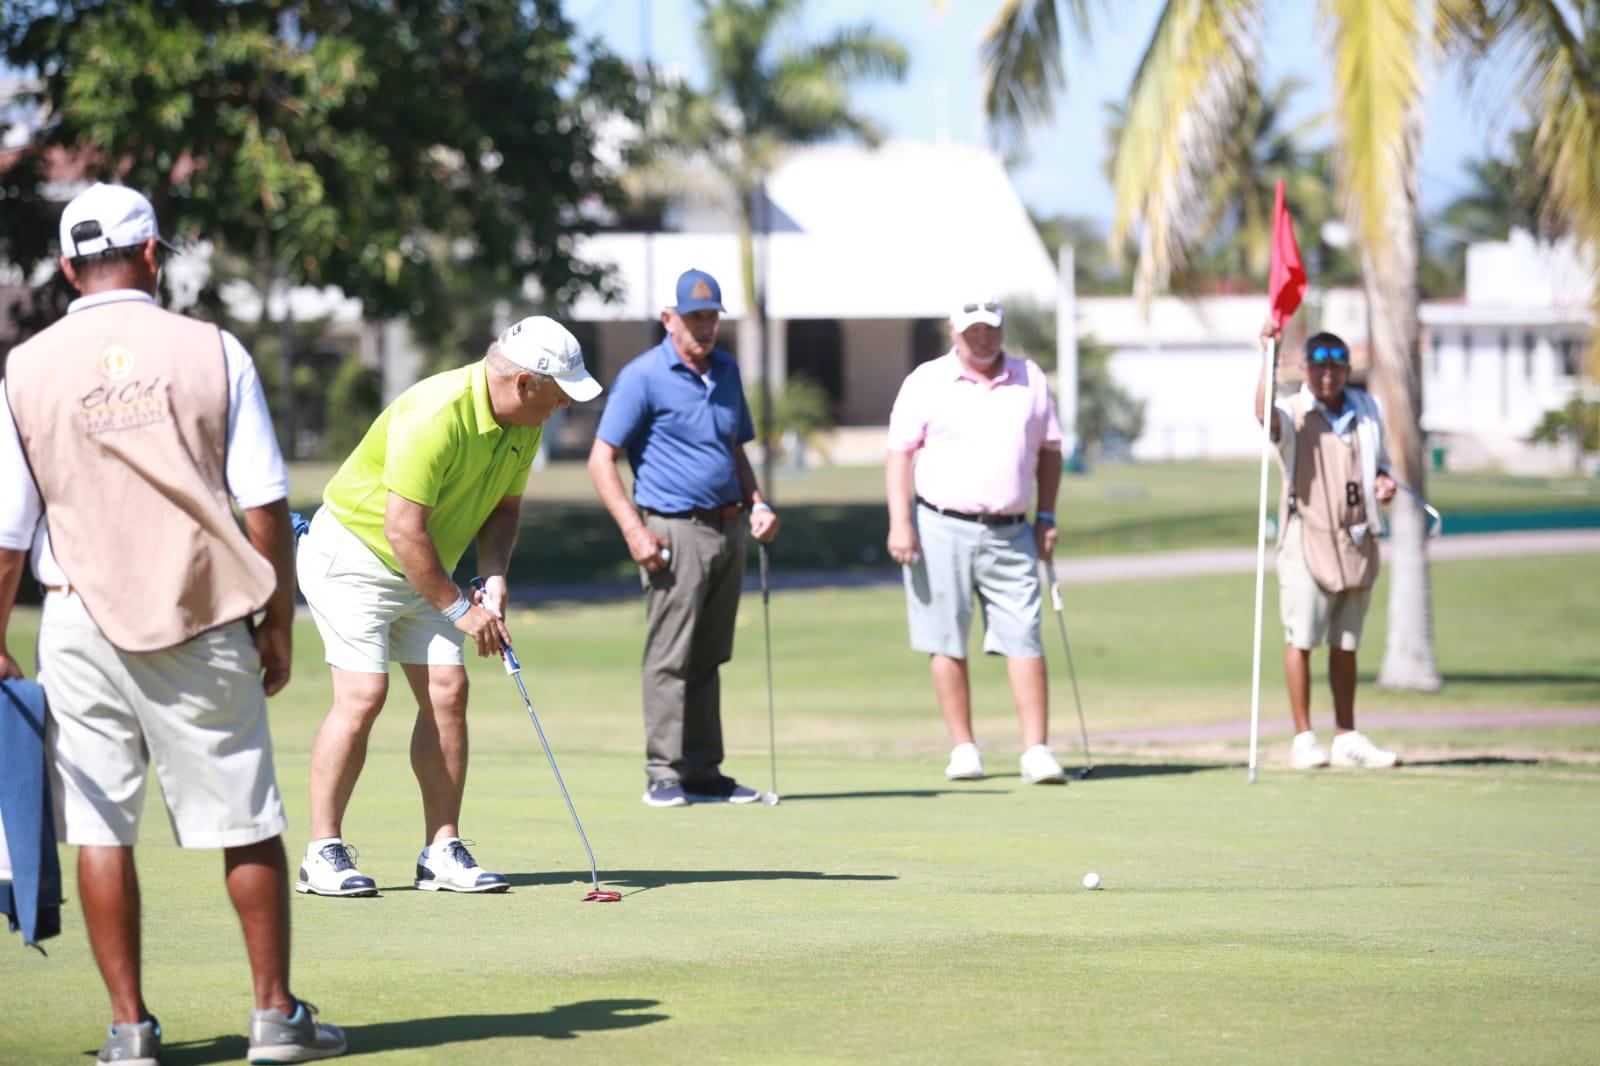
{"left": 441, "top": 595, "right": 472, "bottom": 622}
{"left": 1035, "top": 511, "right": 1055, "bottom": 525}
{"left": 752, "top": 502, "right": 774, "bottom": 514}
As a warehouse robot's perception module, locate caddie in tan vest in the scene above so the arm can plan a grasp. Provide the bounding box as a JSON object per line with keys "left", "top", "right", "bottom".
{"left": 1255, "top": 328, "right": 1401, "bottom": 772}
{"left": 0, "top": 183, "right": 346, "bottom": 1063}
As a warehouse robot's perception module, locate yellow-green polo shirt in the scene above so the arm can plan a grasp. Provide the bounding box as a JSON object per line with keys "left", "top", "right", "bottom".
{"left": 321, "top": 361, "right": 541, "bottom": 573}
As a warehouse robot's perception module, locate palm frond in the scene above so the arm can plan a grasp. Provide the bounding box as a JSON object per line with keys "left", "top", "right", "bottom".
{"left": 807, "top": 23, "right": 911, "bottom": 82}
{"left": 980, "top": 0, "right": 1097, "bottom": 159}
{"left": 1485, "top": 2, "right": 1600, "bottom": 251}
{"left": 1107, "top": 0, "right": 1265, "bottom": 303}
{"left": 1320, "top": 0, "right": 1429, "bottom": 258}
{"left": 1483, "top": 0, "right": 1600, "bottom": 370}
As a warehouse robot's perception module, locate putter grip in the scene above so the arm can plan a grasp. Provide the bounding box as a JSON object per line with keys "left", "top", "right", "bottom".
{"left": 1051, "top": 583, "right": 1063, "bottom": 612}
{"left": 470, "top": 577, "right": 520, "bottom": 674}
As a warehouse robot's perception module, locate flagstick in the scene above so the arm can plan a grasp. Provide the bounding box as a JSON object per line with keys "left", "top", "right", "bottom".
{"left": 1247, "top": 337, "right": 1278, "bottom": 784}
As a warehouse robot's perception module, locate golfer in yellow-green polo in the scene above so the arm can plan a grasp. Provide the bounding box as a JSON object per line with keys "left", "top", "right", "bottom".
{"left": 295, "top": 317, "right": 601, "bottom": 897}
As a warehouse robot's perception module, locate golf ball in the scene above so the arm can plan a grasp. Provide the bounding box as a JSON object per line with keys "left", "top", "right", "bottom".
{"left": 1082, "top": 872, "right": 1102, "bottom": 891}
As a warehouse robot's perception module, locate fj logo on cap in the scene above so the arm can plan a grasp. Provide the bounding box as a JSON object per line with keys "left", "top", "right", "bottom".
{"left": 99, "top": 346, "right": 136, "bottom": 381}
{"left": 691, "top": 279, "right": 713, "bottom": 300}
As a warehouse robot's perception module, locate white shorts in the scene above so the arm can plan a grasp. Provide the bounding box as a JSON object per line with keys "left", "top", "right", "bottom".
{"left": 1277, "top": 517, "right": 1372, "bottom": 652}
{"left": 903, "top": 505, "right": 1044, "bottom": 660}
{"left": 297, "top": 508, "right": 464, "bottom": 673}
{"left": 37, "top": 591, "right": 288, "bottom": 848}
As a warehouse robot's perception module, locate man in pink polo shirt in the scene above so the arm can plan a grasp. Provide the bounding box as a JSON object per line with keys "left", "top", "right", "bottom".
{"left": 885, "top": 297, "right": 1068, "bottom": 784}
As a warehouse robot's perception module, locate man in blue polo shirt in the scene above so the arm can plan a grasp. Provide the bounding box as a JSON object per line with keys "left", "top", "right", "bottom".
{"left": 588, "top": 268, "right": 780, "bottom": 807}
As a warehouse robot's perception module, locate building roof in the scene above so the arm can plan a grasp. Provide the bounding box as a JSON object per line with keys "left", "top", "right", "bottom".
{"left": 566, "top": 140, "right": 1059, "bottom": 321}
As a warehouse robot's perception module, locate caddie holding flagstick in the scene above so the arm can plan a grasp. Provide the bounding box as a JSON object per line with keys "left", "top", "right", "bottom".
{"left": 1249, "top": 182, "right": 1400, "bottom": 777}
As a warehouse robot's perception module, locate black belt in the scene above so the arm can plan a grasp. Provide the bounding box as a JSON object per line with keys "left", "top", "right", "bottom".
{"left": 916, "top": 497, "right": 1026, "bottom": 527}
{"left": 642, "top": 503, "right": 744, "bottom": 523}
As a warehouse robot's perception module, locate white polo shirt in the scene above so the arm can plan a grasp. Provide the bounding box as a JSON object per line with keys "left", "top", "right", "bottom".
{"left": 0, "top": 290, "right": 289, "bottom": 587}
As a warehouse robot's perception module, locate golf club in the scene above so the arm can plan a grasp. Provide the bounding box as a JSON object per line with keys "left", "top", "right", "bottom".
{"left": 758, "top": 542, "right": 780, "bottom": 806}
{"left": 1392, "top": 479, "right": 1443, "bottom": 536}
{"left": 1039, "top": 561, "right": 1094, "bottom": 779}
{"left": 471, "top": 578, "right": 621, "bottom": 903}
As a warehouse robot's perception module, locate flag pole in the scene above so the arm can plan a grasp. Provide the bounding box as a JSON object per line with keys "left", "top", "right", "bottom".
{"left": 1247, "top": 337, "right": 1278, "bottom": 784}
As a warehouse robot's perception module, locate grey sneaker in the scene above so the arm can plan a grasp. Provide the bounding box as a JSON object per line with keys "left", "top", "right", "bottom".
{"left": 247, "top": 1000, "right": 346, "bottom": 1063}
{"left": 97, "top": 1016, "right": 159, "bottom": 1065}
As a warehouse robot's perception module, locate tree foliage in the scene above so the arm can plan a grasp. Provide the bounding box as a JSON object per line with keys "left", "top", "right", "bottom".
{"left": 1529, "top": 397, "right": 1600, "bottom": 470}
{"left": 1, "top": 0, "right": 640, "bottom": 347}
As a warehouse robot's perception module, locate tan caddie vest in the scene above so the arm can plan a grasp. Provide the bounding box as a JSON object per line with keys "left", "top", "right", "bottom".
{"left": 5, "top": 299, "right": 276, "bottom": 651}
{"left": 1278, "top": 400, "right": 1380, "bottom": 593}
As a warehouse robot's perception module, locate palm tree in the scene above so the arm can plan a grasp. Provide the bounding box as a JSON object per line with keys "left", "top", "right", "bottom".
{"left": 639, "top": 0, "right": 907, "bottom": 490}
{"left": 972, "top": 0, "right": 1600, "bottom": 692}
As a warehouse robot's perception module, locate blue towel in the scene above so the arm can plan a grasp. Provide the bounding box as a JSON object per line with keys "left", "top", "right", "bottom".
{"left": 0, "top": 678, "right": 62, "bottom": 951}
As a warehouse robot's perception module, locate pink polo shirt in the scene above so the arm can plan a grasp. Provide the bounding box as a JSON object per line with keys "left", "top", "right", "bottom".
{"left": 887, "top": 351, "right": 1062, "bottom": 515}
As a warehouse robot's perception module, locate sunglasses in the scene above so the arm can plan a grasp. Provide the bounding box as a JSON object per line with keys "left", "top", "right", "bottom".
{"left": 961, "top": 301, "right": 1001, "bottom": 314}
{"left": 1308, "top": 345, "right": 1350, "bottom": 367}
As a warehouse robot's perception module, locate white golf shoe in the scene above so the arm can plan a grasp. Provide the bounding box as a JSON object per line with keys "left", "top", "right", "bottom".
{"left": 1290, "top": 731, "right": 1330, "bottom": 769}
{"left": 415, "top": 838, "right": 510, "bottom": 893}
{"left": 296, "top": 840, "right": 378, "bottom": 897}
{"left": 1330, "top": 730, "right": 1400, "bottom": 769}
{"left": 945, "top": 742, "right": 984, "bottom": 780}
{"left": 1020, "top": 745, "right": 1067, "bottom": 784}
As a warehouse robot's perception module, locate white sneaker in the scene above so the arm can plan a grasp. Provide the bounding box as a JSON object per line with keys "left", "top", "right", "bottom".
{"left": 1019, "top": 745, "right": 1067, "bottom": 784}
{"left": 415, "top": 838, "right": 510, "bottom": 893}
{"left": 1290, "top": 731, "right": 1330, "bottom": 770}
{"left": 1330, "top": 730, "right": 1399, "bottom": 769}
{"left": 945, "top": 742, "right": 984, "bottom": 780}
{"left": 296, "top": 840, "right": 377, "bottom": 897}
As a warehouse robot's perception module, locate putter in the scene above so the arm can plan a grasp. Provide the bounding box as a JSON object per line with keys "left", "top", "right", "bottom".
{"left": 758, "top": 543, "right": 780, "bottom": 806}
{"left": 1039, "top": 562, "right": 1095, "bottom": 779}
{"left": 471, "top": 578, "right": 621, "bottom": 902}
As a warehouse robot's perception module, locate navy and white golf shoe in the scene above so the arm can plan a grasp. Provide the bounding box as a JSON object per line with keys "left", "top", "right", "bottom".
{"left": 296, "top": 840, "right": 378, "bottom": 897}
{"left": 415, "top": 838, "right": 510, "bottom": 893}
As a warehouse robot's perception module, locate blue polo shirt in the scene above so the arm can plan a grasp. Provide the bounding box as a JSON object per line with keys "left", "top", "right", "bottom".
{"left": 597, "top": 339, "right": 755, "bottom": 512}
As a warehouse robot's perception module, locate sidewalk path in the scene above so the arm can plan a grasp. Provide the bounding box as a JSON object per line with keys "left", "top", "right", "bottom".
{"left": 1045, "top": 529, "right": 1600, "bottom": 585}
{"left": 1100, "top": 707, "right": 1600, "bottom": 745}
{"left": 508, "top": 528, "right": 1600, "bottom": 604}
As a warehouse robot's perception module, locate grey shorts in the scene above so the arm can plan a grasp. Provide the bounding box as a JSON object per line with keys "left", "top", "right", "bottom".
{"left": 1277, "top": 517, "right": 1372, "bottom": 652}
{"left": 903, "top": 505, "right": 1044, "bottom": 659}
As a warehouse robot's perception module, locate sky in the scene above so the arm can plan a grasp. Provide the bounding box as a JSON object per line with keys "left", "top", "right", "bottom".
{"left": 571, "top": 0, "right": 1513, "bottom": 229}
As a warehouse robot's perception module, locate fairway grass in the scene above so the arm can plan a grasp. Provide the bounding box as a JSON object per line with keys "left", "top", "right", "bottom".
{"left": 3, "top": 553, "right": 1597, "bottom": 1063}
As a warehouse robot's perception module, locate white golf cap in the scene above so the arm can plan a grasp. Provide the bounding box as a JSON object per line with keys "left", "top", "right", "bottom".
{"left": 59, "top": 182, "right": 173, "bottom": 259}
{"left": 950, "top": 296, "right": 1003, "bottom": 333}
{"left": 497, "top": 316, "right": 603, "bottom": 402}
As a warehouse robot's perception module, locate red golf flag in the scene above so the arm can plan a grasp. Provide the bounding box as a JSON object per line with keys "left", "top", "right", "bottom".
{"left": 1267, "top": 179, "right": 1306, "bottom": 326}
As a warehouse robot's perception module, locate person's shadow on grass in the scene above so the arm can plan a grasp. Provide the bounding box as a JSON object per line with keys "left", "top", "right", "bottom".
{"left": 157, "top": 999, "right": 666, "bottom": 1063}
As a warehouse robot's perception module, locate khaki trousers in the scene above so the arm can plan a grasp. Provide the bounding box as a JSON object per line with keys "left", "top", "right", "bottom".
{"left": 640, "top": 513, "right": 746, "bottom": 784}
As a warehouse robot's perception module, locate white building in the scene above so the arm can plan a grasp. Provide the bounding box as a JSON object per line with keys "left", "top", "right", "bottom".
{"left": 556, "top": 140, "right": 1059, "bottom": 458}
{"left": 1083, "top": 233, "right": 1593, "bottom": 470}
{"left": 1418, "top": 232, "right": 1592, "bottom": 471}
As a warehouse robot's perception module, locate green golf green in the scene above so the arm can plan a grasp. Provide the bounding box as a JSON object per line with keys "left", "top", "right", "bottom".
{"left": 3, "top": 552, "right": 1596, "bottom": 1063}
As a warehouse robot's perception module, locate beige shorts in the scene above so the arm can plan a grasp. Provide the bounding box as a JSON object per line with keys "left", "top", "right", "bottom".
{"left": 297, "top": 508, "right": 464, "bottom": 673}
{"left": 37, "top": 591, "right": 287, "bottom": 848}
{"left": 1277, "top": 517, "right": 1372, "bottom": 652}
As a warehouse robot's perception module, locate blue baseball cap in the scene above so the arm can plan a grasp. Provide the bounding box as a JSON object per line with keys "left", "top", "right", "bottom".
{"left": 672, "top": 268, "right": 725, "bottom": 314}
